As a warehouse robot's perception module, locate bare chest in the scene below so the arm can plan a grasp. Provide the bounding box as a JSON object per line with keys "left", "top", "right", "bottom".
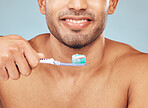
{"left": 0, "top": 74, "right": 128, "bottom": 108}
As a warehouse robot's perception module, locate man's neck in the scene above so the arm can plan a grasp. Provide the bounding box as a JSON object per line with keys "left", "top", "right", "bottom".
{"left": 44, "top": 33, "right": 106, "bottom": 78}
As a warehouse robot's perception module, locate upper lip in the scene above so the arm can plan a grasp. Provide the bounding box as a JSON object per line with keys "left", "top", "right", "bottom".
{"left": 60, "top": 16, "right": 93, "bottom": 21}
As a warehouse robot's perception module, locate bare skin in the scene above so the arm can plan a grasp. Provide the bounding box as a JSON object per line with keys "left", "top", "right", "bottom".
{"left": 0, "top": 33, "right": 148, "bottom": 108}
{"left": 0, "top": 0, "right": 148, "bottom": 107}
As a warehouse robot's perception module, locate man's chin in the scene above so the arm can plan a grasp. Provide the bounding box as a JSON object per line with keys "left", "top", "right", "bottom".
{"left": 62, "top": 42, "right": 87, "bottom": 49}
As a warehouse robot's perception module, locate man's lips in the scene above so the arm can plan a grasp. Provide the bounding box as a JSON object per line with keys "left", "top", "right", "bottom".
{"left": 60, "top": 16, "right": 93, "bottom": 30}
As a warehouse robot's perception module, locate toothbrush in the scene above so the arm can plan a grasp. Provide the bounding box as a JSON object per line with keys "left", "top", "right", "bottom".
{"left": 40, "top": 54, "right": 86, "bottom": 66}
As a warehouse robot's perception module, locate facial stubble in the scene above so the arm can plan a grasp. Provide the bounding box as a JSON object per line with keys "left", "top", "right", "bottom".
{"left": 46, "top": 10, "right": 107, "bottom": 49}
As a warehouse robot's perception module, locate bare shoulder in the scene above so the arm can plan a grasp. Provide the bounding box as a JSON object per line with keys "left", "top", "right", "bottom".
{"left": 110, "top": 39, "right": 148, "bottom": 74}
{"left": 28, "top": 33, "right": 50, "bottom": 52}
{"left": 107, "top": 39, "right": 148, "bottom": 107}
{"left": 107, "top": 38, "right": 148, "bottom": 75}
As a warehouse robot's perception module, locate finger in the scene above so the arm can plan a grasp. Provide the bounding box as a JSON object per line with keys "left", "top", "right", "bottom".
{"left": 14, "top": 51, "right": 32, "bottom": 76}
{"left": 0, "top": 67, "right": 9, "bottom": 80}
{"left": 23, "top": 43, "right": 40, "bottom": 69}
{"left": 5, "top": 59, "right": 20, "bottom": 80}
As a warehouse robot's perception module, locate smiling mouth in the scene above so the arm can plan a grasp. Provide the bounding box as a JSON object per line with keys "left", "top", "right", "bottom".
{"left": 61, "top": 19, "right": 92, "bottom": 23}
{"left": 60, "top": 17, "right": 93, "bottom": 30}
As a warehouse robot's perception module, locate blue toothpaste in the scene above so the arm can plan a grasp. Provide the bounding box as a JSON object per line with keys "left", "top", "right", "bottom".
{"left": 72, "top": 54, "right": 86, "bottom": 64}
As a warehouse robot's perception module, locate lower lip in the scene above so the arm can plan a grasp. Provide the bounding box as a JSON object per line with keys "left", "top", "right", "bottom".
{"left": 61, "top": 20, "right": 92, "bottom": 30}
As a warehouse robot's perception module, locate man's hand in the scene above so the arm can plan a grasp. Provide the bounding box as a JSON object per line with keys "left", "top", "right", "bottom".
{"left": 0, "top": 35, "right": 44, "bottom": 80}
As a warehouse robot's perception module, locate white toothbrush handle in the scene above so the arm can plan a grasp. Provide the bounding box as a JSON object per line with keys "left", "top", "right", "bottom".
{"left": 40, "top": 58, "right": 55, "bottom": 64}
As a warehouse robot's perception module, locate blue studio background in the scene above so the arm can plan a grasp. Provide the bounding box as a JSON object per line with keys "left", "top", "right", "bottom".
{"left": 0, "top": 0, "right": 148, "bottom": 52}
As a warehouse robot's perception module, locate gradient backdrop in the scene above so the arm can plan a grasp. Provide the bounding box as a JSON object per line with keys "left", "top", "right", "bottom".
{"left": 0, "top": 0, "right": 148, "bottom": 52}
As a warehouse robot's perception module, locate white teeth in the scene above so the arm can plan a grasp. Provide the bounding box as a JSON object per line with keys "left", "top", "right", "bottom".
{"left": 65, "top": 19, "right": 88, "bottom": 23}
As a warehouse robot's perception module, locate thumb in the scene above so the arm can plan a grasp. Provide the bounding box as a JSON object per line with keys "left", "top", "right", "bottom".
{"left": 37, "top": 53, "right": 45, "bottom": 59}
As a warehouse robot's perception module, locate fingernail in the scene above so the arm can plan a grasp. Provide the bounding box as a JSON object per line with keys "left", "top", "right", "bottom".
{"left": 38, "top": 53, "right": 44, "bottom": 58}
